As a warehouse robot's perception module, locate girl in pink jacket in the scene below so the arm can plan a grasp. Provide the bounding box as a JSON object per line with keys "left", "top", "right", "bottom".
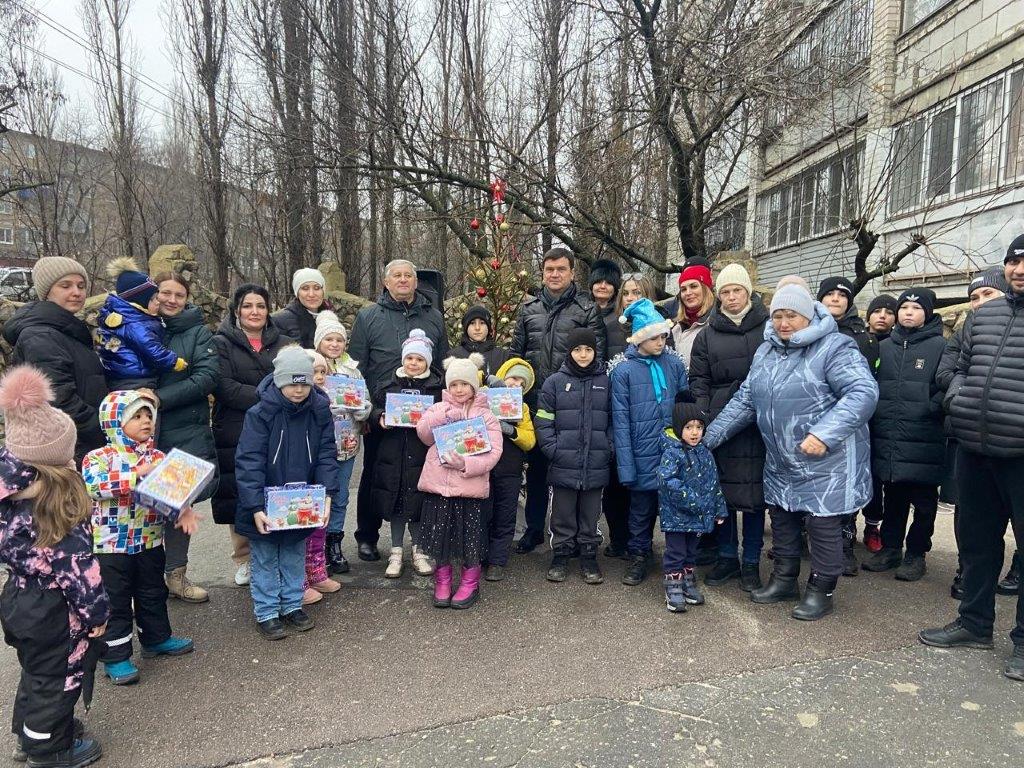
{"left": 416, "top": 354, "right": 503, "bottom": 609}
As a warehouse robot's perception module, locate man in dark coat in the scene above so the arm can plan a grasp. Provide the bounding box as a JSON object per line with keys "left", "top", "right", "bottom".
{"left": 919, "top": 235, "right": 1024, "bottom": 683}
{"left": 509, "top": 247, "right": 607, "bottom": 552}
{"left": 862, "top": 288, "right": 946, "bottom": 582}
{"left": 347, "top": 259, "right": 449, "bottom": 561}
{"left": 688, "top": 263, "right": 769, "bottom": 591}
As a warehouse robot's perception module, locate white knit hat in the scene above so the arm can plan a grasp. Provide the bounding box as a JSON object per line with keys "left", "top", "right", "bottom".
{"left": 402, "top": 328, "right": 434, "bottom": 367}
{"left": 314, "top": 310, "right": 347, "bottom": 350}
{"left": 443, "top": 354, "right": 483, "bottom": 390}
{"left": 292, "top": 268, "right": 326, "bottom": 297}
{"left": 715, "top": 263, "right": 753, "bottom": 296}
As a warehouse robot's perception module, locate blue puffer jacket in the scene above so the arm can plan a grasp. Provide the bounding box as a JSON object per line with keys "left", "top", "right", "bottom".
{"left": 657, "top": 431, "right": 728, "bottom": 533}
{"left": 704, "top": 303, "right": 878, "bottom": 517}
{"left": 535, "top": 362, "right": 613, "bottom": 490}
{"left": 610, "top": 346, "right": 688, "bottom": 490}
{"left": 233, "top": 376, "right": 341, "bottom": 542}
{"left": 95, "top": 294, "right": 182, "bottom": 381}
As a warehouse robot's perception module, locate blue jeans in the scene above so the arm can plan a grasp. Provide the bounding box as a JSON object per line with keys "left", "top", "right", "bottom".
{"left": 718, "top": 508, "right": 766, "bottom": 564}
{"left": 627, "top": 490, "right": 659, "bottom": 556}
{"left": 328, "top": 457, "right": 356, "bottom": 535}
{"left": 248, "top": 536, "right": 306, "bottom": 622}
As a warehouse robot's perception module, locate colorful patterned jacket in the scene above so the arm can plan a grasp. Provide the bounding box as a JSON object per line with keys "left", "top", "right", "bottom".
{"left": 82, "top": 390, "right": 172, "bottom": 554}
{"left": 0, "top": 447, "right": 110, "bottom": 691}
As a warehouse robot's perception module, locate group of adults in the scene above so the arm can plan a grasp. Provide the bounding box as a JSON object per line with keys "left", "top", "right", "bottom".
{"left": 4, "top": 240, "right": 1023, "bottom": 680}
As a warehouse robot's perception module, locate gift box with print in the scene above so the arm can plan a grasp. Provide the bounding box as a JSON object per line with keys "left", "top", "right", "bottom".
{"left": 432, "top": 416, "right": 492, "bottom": 459}
{"left": 264, "top": 483, "right": 328, "bottom": 530}
{"left": 484, "top": 387, "right": 523, "bottom": 421}
{"left": 135, "top": 448, "right": 216, "bottom": 518}
{"left": 324, "top": 375, "right": 369, "bottom": 411}
{"left": 384, "top": 393, "right": 434, "bottom": 427}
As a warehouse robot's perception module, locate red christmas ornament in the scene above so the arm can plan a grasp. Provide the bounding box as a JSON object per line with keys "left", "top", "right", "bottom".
{"left": 470, "top": 218, "right": 480, "bottom": 230}
{"left": 490, "top": 258, "right": 500, "bottom": 269}
{"left": 476, "top": 286, "right": 487, "bottom": 298}
{"left": 490, "top": 178, "right": 507, "bottom": 203}
{"left": 494, "top": 213, "right": 505, "bottom": 224}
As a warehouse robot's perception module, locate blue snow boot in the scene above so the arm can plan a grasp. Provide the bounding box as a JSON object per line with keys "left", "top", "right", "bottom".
{"left": 141, "top": 636, "right": 194, "bottom": 658}
{"left": 664, "top": 573, "right": 688, "bottom": 613}
{"left": 104, "top": 660, "right": 140, "bottom": 685}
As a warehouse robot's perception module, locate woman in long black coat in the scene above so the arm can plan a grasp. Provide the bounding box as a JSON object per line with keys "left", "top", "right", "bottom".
{"left": 271, "top": 268, "right": 329, "bottom": 347}
{"left": 211, "top": 283, "right": 292, "bottom": 585}
{"left": 688, "top": 264, "right": 769, "bottom": 591}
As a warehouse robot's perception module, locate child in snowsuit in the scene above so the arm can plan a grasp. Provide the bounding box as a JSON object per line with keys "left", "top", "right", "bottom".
{"left": 482, "top": 357, "right": 536, "bottom": 582}
{"left": 610, "top": 298, "right": 689, "bottom": 587}
{"left": 369, "top": 329, "right": 444, "bottom": 578}
{"left": 234, "top": 346, "right": 342, "bottom": 640}
{"left": 95, "top": 257, "right": 187, "bottom": 390}
{"left": 416, "top": 355, "right": 503, "bottom": 609}
{"left": 314, "top": 311, "right": 372, "bottom": 576}
{"left": 535, "top": 327, "right": 612, "bottom": 585}
{"left": 82, "top": 390, "right": 197, "bottom": 685}
{"left": 658, "top": 401, "right": 728, "bottom": 613}
{"left": 0, "top": 366, "right": 110, "bottom": 767}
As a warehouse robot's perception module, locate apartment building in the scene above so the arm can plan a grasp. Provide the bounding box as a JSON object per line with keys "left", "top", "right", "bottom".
{"left": 709, "top": 0, "right": 1024, "bottom": 300}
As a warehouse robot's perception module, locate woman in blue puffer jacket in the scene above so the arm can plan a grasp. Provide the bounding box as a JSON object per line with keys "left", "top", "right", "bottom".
{"left": 704, "top": 284, "right": 878, "bottom": 622}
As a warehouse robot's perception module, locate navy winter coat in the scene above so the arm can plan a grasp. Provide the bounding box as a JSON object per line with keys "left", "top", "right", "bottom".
{"left": 535, "top": 363, "right": 613, "bottom": 490}
{"left": 704, "top": 303, "right": 878, "bottom": 517}
{"left": 95, "top": 294, "right": 181, "bottom": 383}
{"left": 870, "top": 316, "right": 947, "bottom": 485}
{"left": 657, "top": 432, "right": 728, "bottom": 533}
{"left": 233, "top": 377, "right": 341, "bottom": 542}
{"left": 609, "top": 346, "right": 689, "bottom": 490}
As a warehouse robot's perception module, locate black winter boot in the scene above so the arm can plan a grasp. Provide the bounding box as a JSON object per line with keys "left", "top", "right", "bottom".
{"left": 546, "top": 546, "right": 572, "bottom": 582}
{"left": 622, "top": 554, "right": 649, "bottom": 586}
{"left": 862, "top": 546, "right": 902, "bottom": 572}
{"left": 842, "top": 534, "right": 859, "bottom": 577}
{"left": 579, "top": 544, "right": 603, "bottom": 584}
{"left": 918, "top": 619, "right": 994, "bottom": 649}
{"left": 704, "top": 558, "right": 741, "bottom": 586}
{"left": 997, "top": 551, "right": 1021, "bottom": 596}
{"left": 739, "top": 562, "right": 762, "bottom": 592}
{"left": 14, "top": 721, "right": 84, "bottom": 764}
{"left": 1005, "top": 645, "right": 1024, "bottom": 682}
{"left": 751, "top": 556, "right": 800, "bottom": 604}
{"left": 791, "top": 573, "right": 837, "bottom": 621}
{"left": 326, "top": 533, "right": 349, "bottom": 574}
{"left": 25, "top": 738, "right": 101, "bottom": 768}
{"left": 950, "top": 567, "right": 964, "bottom": 600}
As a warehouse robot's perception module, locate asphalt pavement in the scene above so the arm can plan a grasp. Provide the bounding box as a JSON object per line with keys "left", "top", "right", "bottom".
{"left": 1, "top": 477, "right": 1019, "bottom": 768}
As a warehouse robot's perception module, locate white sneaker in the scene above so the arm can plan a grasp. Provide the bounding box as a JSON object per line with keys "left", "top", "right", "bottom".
{"left": 411, "top": 546, "right": 435, "bottom": 576}
{"left": 384, "top": 547, "right": 404, "bottom": 578}
{"left": 234, "top": 562, "right": 251, "bottom": 587}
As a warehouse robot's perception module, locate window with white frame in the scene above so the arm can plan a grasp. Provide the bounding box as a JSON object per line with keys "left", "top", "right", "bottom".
{"left": 889, "top": 64, "right": 1024, "bottom": 216}
{"left": 903, "top": 0, "right": 952, "bottom": 31}
{"left": 0, "top": 228, "right": 13, "bottom": 245}
{"left": 755, "top": 143, "right": 865, "bottom": 252}
{"left": 0, "top": 198, "right": 12, "bottom": 215}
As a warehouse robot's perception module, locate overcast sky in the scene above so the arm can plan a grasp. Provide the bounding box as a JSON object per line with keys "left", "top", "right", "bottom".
{"left": 33, "top": 0, "right": 177, "bottom": 129}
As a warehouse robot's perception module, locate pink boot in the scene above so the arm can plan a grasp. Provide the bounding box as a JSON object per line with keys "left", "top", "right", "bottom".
{"left": 451, "top": 565, "right": 481, "bottom": 609}
{"left": 433, "top": 564, "right": 453, "bottom": 608}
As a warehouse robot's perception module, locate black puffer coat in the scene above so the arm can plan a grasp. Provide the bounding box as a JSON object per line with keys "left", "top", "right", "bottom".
{"left": 510, "top": 284, "right": 607, "bottom": 387}
{"left": 870, "top": 316, "right": 947, "bottom": 484}
{"left": 837, "top": 305, "right": 879, "bottom": 371}
{"left": 155, "top": 306, "right": 219, "bottom": 503}
{"left": 599, "top": 304, "right": 628, "bottom": 360}
{"left": 271, "top": 298, "right": 325, "bottom": 348}
{"left": 3, "top": 300, "right": 108, "bottom": 463}
{"left": 946, "top": 291, "right": 1024, "bottom": 457}
{"left": 687, "top": 299, "right": 769, "bottom": 512}
{"left": 367, "top": 370, "right": 444, "bottom": 521}
{"left": 348, "top": 290, "right": 449, "bottom": 395}
{"left": 534, "top": 362, "right": 613, "bottom": 490}
{"left": 210, "top": 317, "right": 292, "bottom": 525}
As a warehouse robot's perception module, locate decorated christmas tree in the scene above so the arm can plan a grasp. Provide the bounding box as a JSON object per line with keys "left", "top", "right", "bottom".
{"left": 450, "top": 178, "right": 532, "bottom": 346}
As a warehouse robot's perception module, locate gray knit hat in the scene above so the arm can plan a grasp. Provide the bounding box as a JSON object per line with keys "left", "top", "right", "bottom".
{"left": 273, "top": 346, "right": 314, "bottom": 389}
{"left": 770, "top": 284, "right": 816, "bottom": 320}
{"left": 32, "top": 257, "right": 89, "bottom": 302}
{"left": 967, "top": 266, "right": 1007, "bottom": 298}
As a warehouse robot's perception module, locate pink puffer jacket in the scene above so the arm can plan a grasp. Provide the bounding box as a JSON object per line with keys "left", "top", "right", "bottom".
{"left": 416, "top": 390, "right": 503, "bottom": 499}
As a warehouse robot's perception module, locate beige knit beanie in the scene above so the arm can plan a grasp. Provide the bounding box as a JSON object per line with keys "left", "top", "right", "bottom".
{"left": 31, "top": 256, "right": 89, "bottom": 302}
{"left": 0, "top": 366, "right": 77, "bottom": 467}
{"left": 715, "top": 263, "right": 753, "bottom": 296}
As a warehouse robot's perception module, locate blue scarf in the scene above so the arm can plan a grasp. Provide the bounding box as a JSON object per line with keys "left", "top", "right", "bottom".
{"left": 638, "top": 355, "right": 667, "bottom": 403}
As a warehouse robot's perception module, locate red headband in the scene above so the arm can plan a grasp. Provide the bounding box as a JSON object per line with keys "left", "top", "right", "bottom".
{"left": 679, "top": 264, "right": 713, "bottom": 289}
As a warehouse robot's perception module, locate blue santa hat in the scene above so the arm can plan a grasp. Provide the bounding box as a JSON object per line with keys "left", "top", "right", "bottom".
{"left": 620, "top": 298, "right": 674, "bottom": 345}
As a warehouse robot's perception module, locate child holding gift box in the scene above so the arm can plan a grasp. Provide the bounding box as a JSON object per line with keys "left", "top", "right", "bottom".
{"left": 0, "top": 366, "right": 110, "bottom": 767}
{"left": 81, "top": 390, "right": 198, "bottom": 685}
{"left": 415, "top": 355, "right": 503, "bottom": 610}
{"left": 234, "top": 347, "right": 342, "bottom": 641}
{"left": 368, "top": 329, "right": 444, "bottom": 578}
{"left": 314, "top": 311, "right": 372, "bottom": 575}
